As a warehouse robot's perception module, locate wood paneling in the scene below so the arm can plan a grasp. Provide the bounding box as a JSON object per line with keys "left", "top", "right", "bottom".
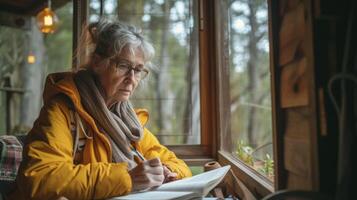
{"left": 284, "top": 107, "right": 310, "bottom": 138}
{"left": 280, "top": 58, "right": 309, "bottom": 107}
{"left": 279, "top": 0, "right": 302, "bottom": 17}
{"left": 275, "top": 0, "right": 320, "bottom": 191}
{"left": 287, "top": 171, "right": 312, "bottom": 190}
{"left": 279, "top": 2, "right": 305, "bottom": 66}
{"left": 284, "top": 136, "right": 310, "bottom": 176}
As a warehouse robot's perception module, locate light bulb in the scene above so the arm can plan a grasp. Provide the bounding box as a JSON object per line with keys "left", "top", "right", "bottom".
{"left": 44, "top": 15, "right": 53, "bottom": 26}
{"left": 27, "top": 53, "right": 36, "bottom": 64}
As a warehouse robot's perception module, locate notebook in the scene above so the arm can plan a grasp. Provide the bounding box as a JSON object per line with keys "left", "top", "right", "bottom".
{"left": 110, "top": 165, "right": 231, "bottom": 200}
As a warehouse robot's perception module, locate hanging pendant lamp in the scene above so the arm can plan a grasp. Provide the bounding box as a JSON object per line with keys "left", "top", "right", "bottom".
{"left": 36, "top": 0, "right": 59, "bottom": 34}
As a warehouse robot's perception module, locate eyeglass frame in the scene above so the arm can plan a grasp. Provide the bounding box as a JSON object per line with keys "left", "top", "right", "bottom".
{"left": 109, "top": 58, "right": 149, "bottom": 80}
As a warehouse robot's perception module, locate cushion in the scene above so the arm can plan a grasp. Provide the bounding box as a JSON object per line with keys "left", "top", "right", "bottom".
{"left": 0, "top": 135, "right": 25, "bottom": 195}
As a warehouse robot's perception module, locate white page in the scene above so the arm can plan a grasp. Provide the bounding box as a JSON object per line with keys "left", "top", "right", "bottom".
{"left": 110, "top": 165, "right": 230, "bottom": 200}
{"left": 155, "top": 165, "right": 231, "bottom": 196}
{"left": 109, "top": 191, "right": 201, "bottom": 200}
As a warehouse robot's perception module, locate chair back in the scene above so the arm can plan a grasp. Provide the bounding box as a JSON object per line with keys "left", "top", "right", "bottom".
{"left": 0, "top": 135, "right": 26, "bottom": 196}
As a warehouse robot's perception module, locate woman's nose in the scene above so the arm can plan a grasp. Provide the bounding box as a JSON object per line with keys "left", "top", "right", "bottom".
{"left": 125, "top": 69, "right": 136, "bottom": 82}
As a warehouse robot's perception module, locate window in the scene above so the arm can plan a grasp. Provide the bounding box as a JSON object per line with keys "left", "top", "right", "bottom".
{"left": 89, "top": 0, "right": 201, "bottom": 146}
{"left": 0, "top": 2, "right": 73, "bottom": 135}
{"left": 217, "top": 0, "right": 274, "bottom": 187}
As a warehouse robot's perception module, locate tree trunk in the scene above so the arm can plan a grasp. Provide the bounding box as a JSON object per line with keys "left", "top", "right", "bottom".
{"left": 156, "top": 1, "right": 173, "bottom": 143}
{"left": 117, "top": 0, "right": 143, "bottom": 25}
{"left": 183, "top": 0, "right": 200, "bottom": 144}
{"left": 246, "top": 1, "right": 260, "bottom": 147}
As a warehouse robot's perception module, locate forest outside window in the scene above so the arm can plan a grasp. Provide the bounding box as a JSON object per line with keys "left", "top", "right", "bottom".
{"left": 89, "top": 0, "right": 201, "bottom": 146}
{"left": 218, "top": 0, "right": 274, "bottom": 182}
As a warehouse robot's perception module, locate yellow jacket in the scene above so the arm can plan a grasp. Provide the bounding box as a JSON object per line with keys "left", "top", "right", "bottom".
{"left": 10, "top": 72, "right": 192, "bottom": 200}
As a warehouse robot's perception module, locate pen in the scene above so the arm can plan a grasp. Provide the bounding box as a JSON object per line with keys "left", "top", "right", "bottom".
{"left": 130, "top": 144, "right": 146, "bottom": 162}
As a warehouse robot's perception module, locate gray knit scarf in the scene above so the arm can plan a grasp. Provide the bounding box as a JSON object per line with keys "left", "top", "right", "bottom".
{"left": 74, "top": 69, "right": 143, "bottom": 169}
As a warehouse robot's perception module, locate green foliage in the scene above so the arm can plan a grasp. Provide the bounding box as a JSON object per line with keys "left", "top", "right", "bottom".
{"left": 258, "top": 154, "right": 274, "bottom": 178}
{"left": 235, "top": 140, "right": 254, "bottom": 166}
{"left": 235, "top": 139, "right": 274, "bottom": 180}
{"left": 189, "top": 166, "right": 204, "bottom": 176}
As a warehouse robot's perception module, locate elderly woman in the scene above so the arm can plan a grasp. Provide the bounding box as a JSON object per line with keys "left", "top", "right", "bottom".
{"left": 8, "top": 19, "right": 192, "bottom": 200}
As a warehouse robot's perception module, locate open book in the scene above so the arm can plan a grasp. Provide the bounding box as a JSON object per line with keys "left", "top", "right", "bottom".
{"left": 110, "top": 165, "right": 231, "bottom": 200}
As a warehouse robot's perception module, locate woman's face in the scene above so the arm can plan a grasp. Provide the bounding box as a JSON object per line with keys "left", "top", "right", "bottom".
{"left": 93, "top": 46, "right": 146, "bottom": 106}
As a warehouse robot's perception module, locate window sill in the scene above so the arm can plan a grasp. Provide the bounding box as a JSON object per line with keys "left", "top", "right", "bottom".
{"left": 183, "top": 157, "right": 215, "bottom": 166}
{"left": 218, "top": 150, "right": 274, "bottom": 197}
{"left": 168, "top": 144, "right": 215, "bottom": 166}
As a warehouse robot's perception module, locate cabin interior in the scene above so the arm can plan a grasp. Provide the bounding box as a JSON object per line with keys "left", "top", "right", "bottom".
{"left": 0, "top": 0, "right": 356, "bottom": 199}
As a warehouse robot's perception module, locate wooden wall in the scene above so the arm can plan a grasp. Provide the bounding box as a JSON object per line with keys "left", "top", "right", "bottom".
{"left": 274, "top": 0, "right": 320, "bottom": 190}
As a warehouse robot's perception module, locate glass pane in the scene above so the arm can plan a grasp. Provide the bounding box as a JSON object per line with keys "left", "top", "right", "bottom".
{"left": 89, "top": 0, "right": 200, "bottom": 145}
{"left": 0, "top": 2, "right": 73, "bottom": 135}
{"left": 222, "top": 0, "right": 273, "bottom": 181}
{"left": 190, "top": 166, "right": 204, "bottom": 176}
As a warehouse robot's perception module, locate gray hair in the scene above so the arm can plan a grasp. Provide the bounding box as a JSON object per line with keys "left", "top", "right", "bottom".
{"left": 85, "top": 18, "right": 155, "bottom": 69}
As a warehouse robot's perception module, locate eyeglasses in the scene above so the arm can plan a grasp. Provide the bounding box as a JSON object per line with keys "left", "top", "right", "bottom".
{"left": 111, "top": 59, "right": 149, "bottom": 80}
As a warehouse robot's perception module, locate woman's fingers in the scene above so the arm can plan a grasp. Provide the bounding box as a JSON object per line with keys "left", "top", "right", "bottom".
{"left": 162, "top": 165, "right": 178, "bottom": 183}
{"left": 148, "top": 172, "right": 165, "bottom": 183}
{"left": 143, "top": 158, "right": 164, "bottom": 175}
{"left": 146, "top": 157, "right": 162, "bottom": 167}
{"left": 129, "top": 158, "right": 165, "bottom": 191}
{"left": 163, "top": 173, "right": 178, "bottom": 183}
{"left": 133, "top": 173, "right": 164, "bottom": 185}
{"left": 146, "top": 166, "right": 164, "bottom": 175}
{"left": 130, "top": 173, "right": 164, "bottom": 191}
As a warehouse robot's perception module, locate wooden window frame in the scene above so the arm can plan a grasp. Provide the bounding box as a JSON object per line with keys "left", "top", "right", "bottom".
{"left": 212, "top": 0, "right": 282, "bottom": 197}
{"left": 72, "top": 0, "right": 88, "bottom": 70}
{"left": 73, "top": 0, "right": 217, "bottom": 166}
{"left": 73, "top": 0, "right": 284, "bottom": 195}
{"left": 166, "top": 0, "right": 217, "bottom": 166}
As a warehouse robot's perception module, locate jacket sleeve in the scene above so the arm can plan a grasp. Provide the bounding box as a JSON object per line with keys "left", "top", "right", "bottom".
{"left": 138, "top": 129, "right": 192, "bottom": 179}
{"left": 17, "top": 96, "right": 132, "bottom": 200}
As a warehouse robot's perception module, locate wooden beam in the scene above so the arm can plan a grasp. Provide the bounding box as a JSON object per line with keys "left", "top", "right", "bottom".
{"left": 0, "top": 11, "right": 31, "bottom": 30}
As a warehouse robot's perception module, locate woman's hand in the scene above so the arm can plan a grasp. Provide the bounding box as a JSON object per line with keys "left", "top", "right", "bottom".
{"left": 129, "top": 158, "right": 165, "bottom": 191}
{"left": 163, "top": 165, "right": 178, "bottom": 183}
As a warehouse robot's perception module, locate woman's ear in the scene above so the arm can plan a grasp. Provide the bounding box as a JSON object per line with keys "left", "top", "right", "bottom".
{"left": 89, "top": 54, "right": 110, "bottom": 72}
